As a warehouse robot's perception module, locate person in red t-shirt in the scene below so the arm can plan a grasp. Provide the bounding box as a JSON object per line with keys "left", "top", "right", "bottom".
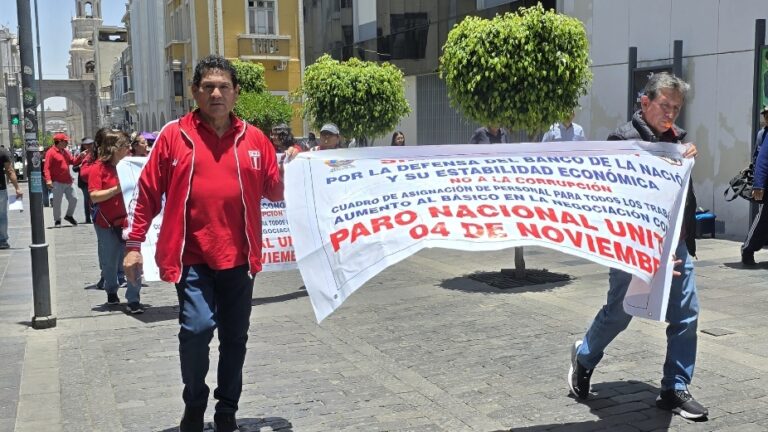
{"left": 123, "top": 55, "right": 283, "bottom": 432}
{"left": 74, "top": 137, "right": 96, "bottom": 224}
{"left": 88, "top": 131, "right": 141, "bottom": 313}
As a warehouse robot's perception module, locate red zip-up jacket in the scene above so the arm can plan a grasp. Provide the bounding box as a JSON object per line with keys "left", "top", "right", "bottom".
{"left": 124, "top": 111, "right": 284, "bottom": 283}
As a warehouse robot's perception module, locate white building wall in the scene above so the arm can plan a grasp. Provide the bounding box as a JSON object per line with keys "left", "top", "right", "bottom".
{"left": 561, "top": 0, "right": 768, "bottom": 238}
{"left": 129, "top": 0, "right": 168, "bottom": 132}
{"left": 93, "top": 30, "right": 127, "bottom": 127}
{"left": 386, "top": 75, "right": 418, "bottom": 146}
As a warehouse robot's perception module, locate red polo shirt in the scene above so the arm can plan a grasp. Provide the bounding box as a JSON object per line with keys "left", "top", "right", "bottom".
{"left": 182, "top": 116, "right": 249, "bottom": 270}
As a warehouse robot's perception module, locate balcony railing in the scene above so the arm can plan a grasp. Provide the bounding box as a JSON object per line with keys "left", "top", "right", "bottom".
{"left": 237, "top": 34, "right": 291, "bottom": 60}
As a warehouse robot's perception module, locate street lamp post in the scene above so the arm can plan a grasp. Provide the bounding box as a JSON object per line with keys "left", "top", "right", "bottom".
{"left": 16, "top": 0, "right": 55, "bottom": 329}
{"left": 33, "top": 0, "right": 46, "bottom": 138}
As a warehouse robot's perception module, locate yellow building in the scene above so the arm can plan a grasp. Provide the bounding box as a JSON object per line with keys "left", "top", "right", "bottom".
{"left": 165, "top": 0, "right": 305, "bottom": 136}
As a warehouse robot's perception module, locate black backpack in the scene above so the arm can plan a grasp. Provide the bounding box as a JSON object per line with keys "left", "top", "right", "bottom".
{"left": 724, "top": 164, "right": 756, "bottom": 202}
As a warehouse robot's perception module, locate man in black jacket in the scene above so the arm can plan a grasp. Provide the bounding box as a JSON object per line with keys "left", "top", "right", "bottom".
{"left": 568, "top": 72, "right": 708, "bottom": 420}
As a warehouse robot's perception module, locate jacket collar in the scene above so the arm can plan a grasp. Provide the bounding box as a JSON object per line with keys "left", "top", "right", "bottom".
{"left": 180, "top": 109, "right": 245, "bottom": 140}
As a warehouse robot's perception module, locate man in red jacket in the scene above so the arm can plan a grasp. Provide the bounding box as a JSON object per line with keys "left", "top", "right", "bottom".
{"left": 43, "top": 133, "right": 80, "bottom": 227}
{"left": 123, "top": 55, "right": 283, "bottom": 432}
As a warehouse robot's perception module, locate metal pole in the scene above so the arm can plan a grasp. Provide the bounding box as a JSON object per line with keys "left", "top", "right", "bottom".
{"left": 750, "top": 19, "right": 766, "bottom": 224}
{"left": 33, "top": 0, "right": 46, "bottom": 140}
{"left": 4, "top": 73, "right": 12, "bottom": 149}
{"left": 673, "top": 40, "right": 684, "bottom": 130}
{"left": 16, "top": 0, "right": 55, "bottom": 329}
{"left": 627, "top": 47, "right": 637, "bottom": 122}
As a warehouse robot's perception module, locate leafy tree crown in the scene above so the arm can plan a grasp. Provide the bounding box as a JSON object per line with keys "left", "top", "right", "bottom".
{"left": 232, "top": 59, "right": 267, "bottom": 93}
{"left": 234, "top": 92, "right": 293, "bottom": 133}
{"left": 440, "top": 4, "right": 592, "bottom": 134}
{"left": 301, "top": 54, "right": 411, "bottom": 139}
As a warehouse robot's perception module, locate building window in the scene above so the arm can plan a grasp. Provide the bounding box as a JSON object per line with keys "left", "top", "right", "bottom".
{"left": 389, "top": 13, "right": 429, "bottom": 60}
{"left": 85, "top": 61, "right": 95, "bottom": 73}
{"left": 248, "top": 0, "right": 276, "bottom": 35}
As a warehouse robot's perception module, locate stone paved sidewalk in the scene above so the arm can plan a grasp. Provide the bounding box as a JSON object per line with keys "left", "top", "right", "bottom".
{"left": 1, "top": 183, "right": 767, "bottom": 431}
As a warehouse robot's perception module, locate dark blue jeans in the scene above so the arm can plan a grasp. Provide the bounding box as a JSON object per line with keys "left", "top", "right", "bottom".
{"left": 576, "top": 241, "right": 699, "bottom": 391}
{"left": 175, "top": 264, "right": 254, "bottom": 413}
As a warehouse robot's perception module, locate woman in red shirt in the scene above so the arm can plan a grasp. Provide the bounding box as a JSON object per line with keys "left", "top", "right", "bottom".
{"left": 88, "top": 131, "right": 143, "bottom": 313}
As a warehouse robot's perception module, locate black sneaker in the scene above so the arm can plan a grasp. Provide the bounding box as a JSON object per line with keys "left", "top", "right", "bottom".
{"left": 0, "top": 243, "right": 9, "bottom": 250}
{"left": 118, "top": 276, "right": 128, "bottom": 287}
{"left": 656, "top": 388, "right": 709, "bottom": 419}
{"left": 126, "top": 302, "right": 144, "bottom": 314}
{"left": 568, "top": 340, "right": 593, "bottom": 399}
{"left": 54, "top": 220, "right": 61, "bottom": 228}
{"left": 64, "top": 215, "right": 78, "bottom": 226}
{"left": 213, "top": 413, "right": 240, "bottom": 432}
{"left": 742, "top": 252, "right": 756, "bottom": 266}
{"left": 106, "top": 293, "right": 120, "bottom": 305}
{"left": 180, "top": 406, "right": 206, "bottom": 432}
{"left": 96, "top": 277, "right": 105, "bottom": 290}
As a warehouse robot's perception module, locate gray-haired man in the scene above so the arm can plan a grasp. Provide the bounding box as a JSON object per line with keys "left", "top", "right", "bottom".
{"left": 568, "top": 72, "right": 708, "bottom": 420}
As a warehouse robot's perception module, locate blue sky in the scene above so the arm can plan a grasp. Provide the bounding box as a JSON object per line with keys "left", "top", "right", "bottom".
{"left": 0, "top": 0, "right": 125, "bottom": 109}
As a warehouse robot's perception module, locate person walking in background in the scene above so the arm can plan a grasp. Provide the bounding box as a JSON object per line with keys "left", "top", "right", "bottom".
{"left": 469, "top": 125, "right": 508, "bottom": 144}
{"left": 568, "top": 72, "right": 708, "bottom": 420}
{"left": 314, "top": 123, "right": 341, "bottom": 150}
{"left": 391, "top": 131, "right": 406, "bottom": 146}
{"left": 542, "top": 111, "right": 586, "bottom": 142}
{"left": 0, "top": 145, "right": 23, "bottom": 249}
{"left": 131, "top": 134, "right": 150, "bottom": 157}
{"left": 741, "top": 105, "right": 768, "bottom": 266}
{"left": 88, "top": 131, "right": 141, "bottom": 312}
{"left": 123, "top": 55, "right": 284, "bottom": 432}
{"left": 74, "top": 137, "right": 96, "bottom": 224}
{"left": 306, "top": 132, "right": 318, "bottom": 149}
{"left": 43, "top": 133, "right": 81, "bottom": 227}
{"left": 270, "top": 123, "right": 303, "bottom": 161}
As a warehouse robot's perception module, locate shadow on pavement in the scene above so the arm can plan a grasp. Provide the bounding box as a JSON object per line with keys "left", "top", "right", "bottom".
{"left": 89, "top": 303, "right": 179, "bottom": 323}
{"left": 722, "top": 260, "right": 768, "bottom": 270}
{"left": 439, "top": 274, "right": 572, "bottom": 294}
{"left": 156, "top": 416, "right": 293, "bottom": 432}
{"left": 495, "top": 380, "right": 689, "bottom": 431}
{"left": 252, "top": 289, "right": 308, "bottom": 306}
{"left": 84, "top": 289, "right": 310, "bottom": 323}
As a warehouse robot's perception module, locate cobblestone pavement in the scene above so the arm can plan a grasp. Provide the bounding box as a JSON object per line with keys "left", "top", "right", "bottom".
{"left": 1, "top": 183, "right": 767, "bottom": 431}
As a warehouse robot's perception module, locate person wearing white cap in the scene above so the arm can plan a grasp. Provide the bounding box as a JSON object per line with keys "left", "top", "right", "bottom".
{"left": 314, "top": 123, "right": 341, "bottom": 151}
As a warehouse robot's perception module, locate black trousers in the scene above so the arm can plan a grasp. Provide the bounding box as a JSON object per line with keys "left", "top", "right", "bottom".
{"left": 78, "top": 182, "right": 92, "bottom": 223}
{"left": 742, "top": 203, "right": 768, "bottom": 254}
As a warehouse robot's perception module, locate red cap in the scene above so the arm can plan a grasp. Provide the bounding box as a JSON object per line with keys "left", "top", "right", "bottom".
{"left": 53, "top": 133, "right": 70, "bottom": 142}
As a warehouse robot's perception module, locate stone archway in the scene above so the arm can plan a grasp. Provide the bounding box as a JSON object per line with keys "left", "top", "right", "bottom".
{"left": 38, "top": 79, "right": 99, "bottom": 136}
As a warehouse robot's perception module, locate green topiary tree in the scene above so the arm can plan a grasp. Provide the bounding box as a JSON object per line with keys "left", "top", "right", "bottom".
{"left": 232, "top": 59, "right": 267, "bottom": 93}
{"left": 439, "top": 4, "right": 592, "bottom": 134}
{"left": 229, "top": 59, "right": 291, "bottom": 133}
{"left": 233, "top": 91, "right": 293, "bottom": 133}
{"left": 300, "top": 54, "right": 410, "bottom": 144}
{"left": 440, "top": 4, "right": 592, "bottom": 277}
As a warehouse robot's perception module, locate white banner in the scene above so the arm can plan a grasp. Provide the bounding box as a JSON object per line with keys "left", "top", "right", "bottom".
{"left": 117, "top": 157, "right": 297, "bottom": 282}
{"left": 284, "top": 142, "right": 693, "bottom": 323}
{"left": 117, "top": 157, "right": 164, "bottom": 282}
